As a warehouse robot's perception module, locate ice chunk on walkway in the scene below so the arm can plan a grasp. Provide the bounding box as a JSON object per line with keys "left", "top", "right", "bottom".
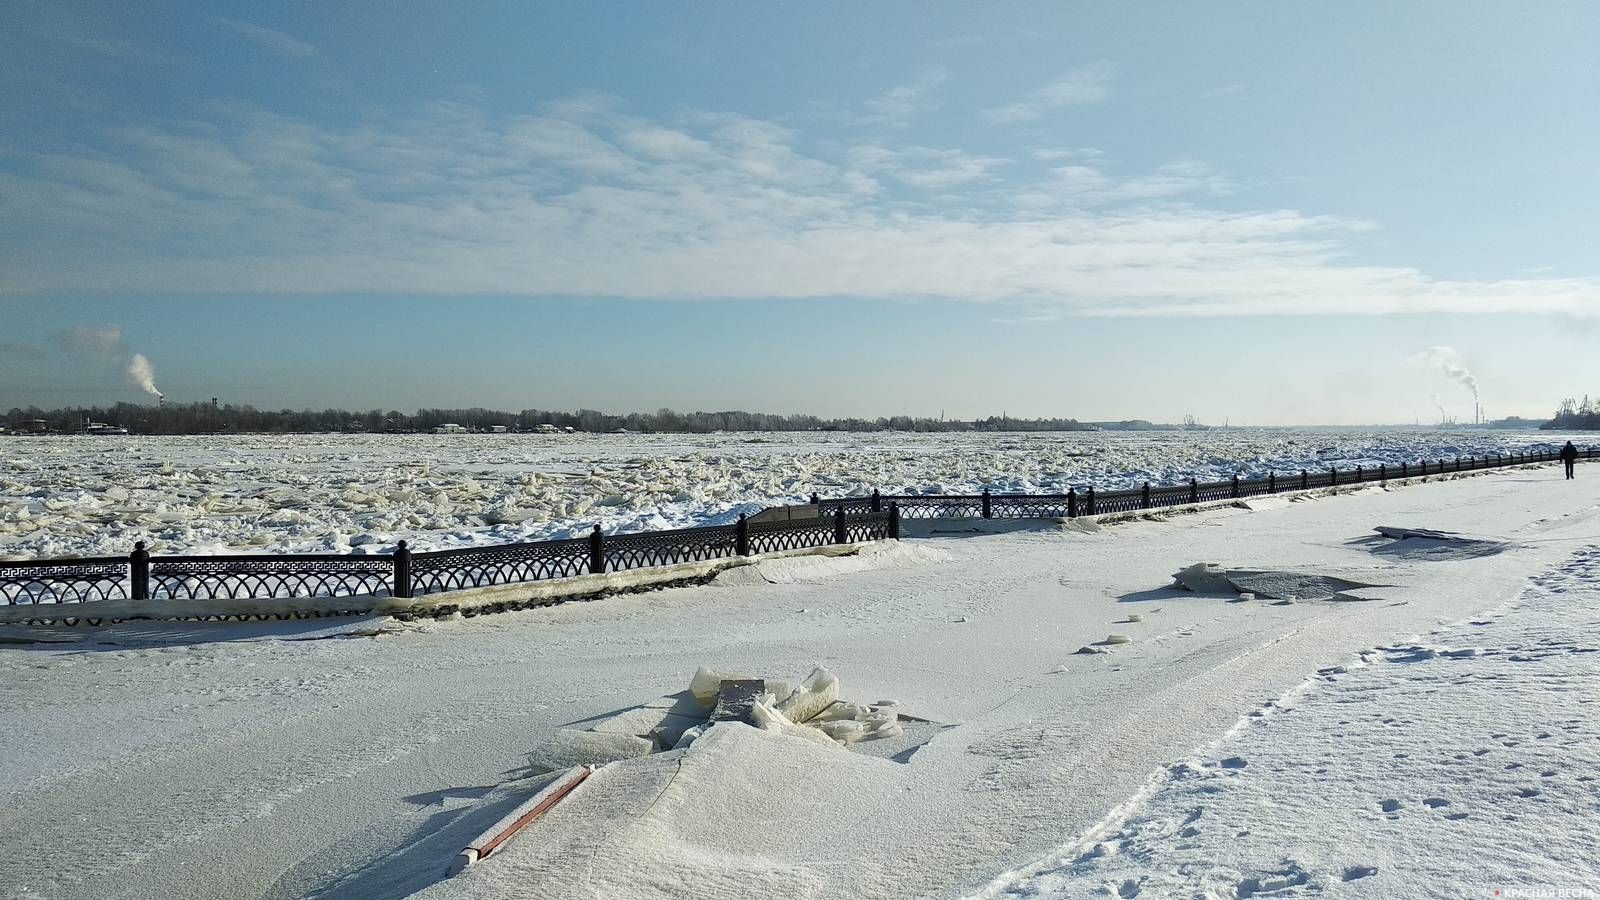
{"left": 1172, "top": 563, "right": 1383, "bottom": 601}
{"left": 537, "top": 730, "right": 654, "bottom": 768}
{"left": 777, "top": 666, "right": 839, "bottom": 724}
{"left": 688, "top": 665, "right": 754, "bottom": 709}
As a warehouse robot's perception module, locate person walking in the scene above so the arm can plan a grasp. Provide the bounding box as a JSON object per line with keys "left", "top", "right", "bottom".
{"left": 1560, "top": 440, "right": 1579, "bottom": 479}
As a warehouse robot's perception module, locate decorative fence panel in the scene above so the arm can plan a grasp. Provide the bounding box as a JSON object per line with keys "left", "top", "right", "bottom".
{"left": 410, "top": 537, "right": 591, "bottom": 596}
{"left": 992, "top": 494, "right": 1074, "bottom": 518}
{"left": 1, "top": 448, "right": 1585, "bottom": 609}
{"left": 843, "top": 514, "right": 893, "bottom": 544}
{"left": 0, "top": 558, "right": 129, "bottom": 605}
{"left": 890, "top": 496, "right": 985, "bottom": 519}
{"left": 747, "top": 516, "right": 842, "bottom": 554}
{"left": 149, "top": 554, "right": 395, "bottom": 601}
{"left": 603, "top": 524, "right": 738, "bottom": 572}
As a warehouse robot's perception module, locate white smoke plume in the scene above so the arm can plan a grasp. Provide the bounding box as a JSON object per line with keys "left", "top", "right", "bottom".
{"left": 52, "top": 323, "right": 163, "bottom": 401}
{"left": 1416, "top": 346, "right": 1479, "bottom": 401}
{"left": 125, "top": 353, "right": 162, "bottom": 399}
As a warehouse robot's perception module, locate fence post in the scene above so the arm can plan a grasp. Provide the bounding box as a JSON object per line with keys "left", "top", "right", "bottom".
{"left": 1068, "top": 487, "right": 1078, "bottom": 518}
{"left": 871, "top": 489, "right": 881, "bottom": 513}
{"left": 130, "top": 541, "right": 150, "bottom": 601}
{"left": 1141, "top": 481, "right": 1151, "bottom": 509}
{"left": 1190, "top": 477, "right": 1198, "bottom": 504}
{"left": 1231, "top": 474, "right": 1240, "bottom": 498}
{"left": 391, "top": 540, "right": 412, "bottom": 599}
{"left": 1330, "top": 467, "right": 1338, "bottom": 487}
{"left": 1400, "top": 461, "right": 1407, "bottom": 478}
{"left": 588, "top": 525, "right": 605, "bottom": 574}
{"left": 1301, "top": 469, "right": 1308, "bottom": 490}
{"left": 1356, "top": 465, "right": 1363, "bottom": 483}
{"left": 1268, "top": 471, "right": 1276, "bottom": 493}
{"left": 981, "top": 488, "right": 992, "bottom": 519}
{"left": 809, "top": 492, "right": 820, "bottom": 506}
{"left": 888, "top": 502, "right": 901, "bottom": 540}
{"left": 833, "top": 506, "right": 848, "bottom": 544}
{"left": 736, "top": 514, "right": 750, "bottom": 556}
{"left": 1086, "top": 486, "right": 1096, "bottom": 516}
{"left": 1455, "top": 456, "right": 1461, "bottom": 471}
{"left": 1379, "top": 464, "right": 1387, "bottom": 484}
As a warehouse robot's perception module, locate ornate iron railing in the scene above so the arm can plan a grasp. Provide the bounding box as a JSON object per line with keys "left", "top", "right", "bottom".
{"left": 746, "top": 516, "right": 839, "bottom": 554}
{"left": 150, "top": 554, "right": 395, "bottom": 601}
{"left": 409, "top": 536, "right": 591, "bottom": 596}
{"left": 816, "top": 448, "right": 1580, "bottom": 520}
{"left": 0, "top": 511, "right": 896, "bottom": 606}
{"left": 0, "top": 557, "right": 130, "bottom": 605}
{"left": 2, "top": 446, "right": 1588, "bottom": 608}
{"left": 603, "top": 524, "right": 738, "bottom": 573}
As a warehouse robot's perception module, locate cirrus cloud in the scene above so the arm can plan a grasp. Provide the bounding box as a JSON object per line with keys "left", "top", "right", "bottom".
{"left": 2, "top": 92, "right": 1599, "bottom": 319}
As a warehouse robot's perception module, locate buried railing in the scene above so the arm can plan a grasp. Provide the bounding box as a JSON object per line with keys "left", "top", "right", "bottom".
{"left": 1, "top": 447, "right": 1590, "bottom": 607}
{"left": 0, "top": 507, "right": 896, "bottom": 606}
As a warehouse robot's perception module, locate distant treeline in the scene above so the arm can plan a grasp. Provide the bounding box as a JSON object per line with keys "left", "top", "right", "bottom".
{"left": 2, "top": 401, "right": 1173, "bottom": 435}
{"left": 1546, "top": 396, "right": 1600, "bottom": 430}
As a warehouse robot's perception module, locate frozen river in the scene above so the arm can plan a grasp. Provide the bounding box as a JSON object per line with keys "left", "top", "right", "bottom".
{"left": 0, "top": 429, "right": 1584, "bottom": 558}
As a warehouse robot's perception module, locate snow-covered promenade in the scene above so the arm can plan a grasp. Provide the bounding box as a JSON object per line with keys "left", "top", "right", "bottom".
{"left": 2, "top": 464, "right": 1596, "bottom": 899}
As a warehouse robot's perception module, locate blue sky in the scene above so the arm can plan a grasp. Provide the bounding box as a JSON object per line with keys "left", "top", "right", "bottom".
{"left": 2, "top": 2, "right": 1597, "bottom": 424}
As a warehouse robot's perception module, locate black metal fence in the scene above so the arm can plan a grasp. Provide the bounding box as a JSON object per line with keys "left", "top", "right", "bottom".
{"left": 1, "top": 507, "right": 895, "bottom": 606}
{"left": 2, "top": 447, "right": 1589, "bottom": 608}
{"left": 813, "top": 449, "right": 1584, "bottom": 520}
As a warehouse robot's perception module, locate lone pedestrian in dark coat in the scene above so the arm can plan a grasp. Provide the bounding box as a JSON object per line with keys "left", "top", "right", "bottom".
{"left": 1560, "top": 441, "right": 1579, "bottom": 479}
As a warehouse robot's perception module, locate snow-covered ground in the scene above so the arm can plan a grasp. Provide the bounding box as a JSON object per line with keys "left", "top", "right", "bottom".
{"left": 1, "top": 462, "right": 1596, "bottom": 900}
{"left": 974, "top": 547, "right": 1600, "bottom": 899}
{"left": 0, "top": 429, "right": 1584, "bottom": 557}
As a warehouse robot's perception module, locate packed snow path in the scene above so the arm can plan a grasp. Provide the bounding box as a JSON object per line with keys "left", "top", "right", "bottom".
{"left": 1, "top": 466, "right": 1596, "bottom": 899}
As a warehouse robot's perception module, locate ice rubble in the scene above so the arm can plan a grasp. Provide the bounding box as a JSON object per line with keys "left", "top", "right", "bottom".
{"left": 1171, "top": 563, "right": 1385, "bottom": 601}
{"left": 0, "top": 430, "right": 1569, "bottom": 559}
{"left": 545, "top": 665, "right": 905, "bottom": 768}
{"left": 1370, "top": 525, "right": 1514, "bottom": 560}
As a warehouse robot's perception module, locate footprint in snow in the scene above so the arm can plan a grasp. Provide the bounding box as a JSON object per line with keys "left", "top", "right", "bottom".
{"left": 1423, "top": 798, "right": 1450, "bottom": 808}
{"left": 1378, "top": 799, "right": 1402, "bottom": 813}
{"left": 1342, "top": 866, "right": 1379, "bottom": 882}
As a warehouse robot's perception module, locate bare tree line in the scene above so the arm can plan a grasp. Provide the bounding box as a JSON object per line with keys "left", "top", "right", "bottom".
{"left": 2, "top": 401, "right": 1166, "bottom": 435}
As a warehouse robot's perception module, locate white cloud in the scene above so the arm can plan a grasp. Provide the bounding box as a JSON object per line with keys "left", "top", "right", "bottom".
{"left": 3, "top": 95, "right": 1599, "bottom": 319}
{"left": 848, "top": 143, "right": 1008, "bottom": 189}
{"left": 53, "top": 324, "right": 124, "bottom": 355}
{"left": 862, "top": 66, "right": 950, "bottom": 127}
{"left": 1014, "top": 160, "right": 1231, "bottom": 208}
{"left": 213, "top": 17, "right": 316, "bottom": 58}
{"left": 980, "top": 65, "right": 1114, "bottom": 125}
{"left": 619, "top": 126, "right": 716, "bottom": 160}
